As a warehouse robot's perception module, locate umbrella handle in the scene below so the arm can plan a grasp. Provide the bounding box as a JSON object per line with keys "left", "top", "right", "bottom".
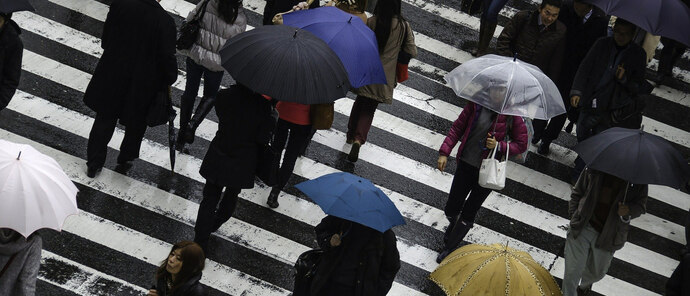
{"left": 619, "top": 182, "right": 631, "bottom": 223}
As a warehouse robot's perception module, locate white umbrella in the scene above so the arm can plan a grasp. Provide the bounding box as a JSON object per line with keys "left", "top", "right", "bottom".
{"left": 0, "top": 139, "right": 79, "bottom": 237}
{"left": 444, "top": 54, "right": 566, "bottom": 120}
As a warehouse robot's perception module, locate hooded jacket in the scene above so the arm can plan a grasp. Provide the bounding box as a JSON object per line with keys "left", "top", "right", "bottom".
{"left": 0, "top": 230, "right": 42, "bottom": 296}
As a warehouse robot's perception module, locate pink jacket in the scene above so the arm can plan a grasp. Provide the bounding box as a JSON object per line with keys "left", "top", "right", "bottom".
{"left": 439, "top": 102, "right": 528, "bottom": 160}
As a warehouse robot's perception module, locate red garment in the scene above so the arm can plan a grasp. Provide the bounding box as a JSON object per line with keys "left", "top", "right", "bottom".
{"left": 276, "top": 101, "right": 311, "bottom": 125}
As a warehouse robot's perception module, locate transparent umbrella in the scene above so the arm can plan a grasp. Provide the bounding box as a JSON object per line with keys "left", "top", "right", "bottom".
{"left": 444, "top": 54, "right": 566, "bottom": 120}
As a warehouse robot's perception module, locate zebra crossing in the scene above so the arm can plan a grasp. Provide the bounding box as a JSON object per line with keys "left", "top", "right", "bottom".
{"left": 2, "top": 0, "right": 689, "bottom": 295}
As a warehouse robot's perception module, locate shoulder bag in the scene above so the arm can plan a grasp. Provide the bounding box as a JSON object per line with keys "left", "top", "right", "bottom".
{"left": 478, "top": 141, "right": 509, "bottom": 190}
{"left": 310, "top": 103, "right": 335, "bottom": 130}
{"left": 396, "top": 21, "right": 412, "bottom": 83}
{"left": 293, "top": 249, "right": 324, "bottom": 295}
{"left": 146, "top": 86, "right": 175, "bottom": 127}
{"left": 176, "top": 0, "right": 211, "bottom": 50}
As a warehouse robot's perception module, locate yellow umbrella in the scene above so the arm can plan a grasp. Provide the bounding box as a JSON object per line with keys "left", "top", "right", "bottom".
{"left": 430, "top": 243, "right": 562, "bottom": 296}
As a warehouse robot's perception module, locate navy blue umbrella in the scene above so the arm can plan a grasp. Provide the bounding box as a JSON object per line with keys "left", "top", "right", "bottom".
{"left": 295, "top": 172, "right": 406, "bottom": 232}
{"left": 0, "top": 0, "right": 34, "bottom": 14}
{"left": 574, "top": 127, "right": 690, "bottom": 189}
{"left": 283, "top": 6, "right": 387, "bottom": 88}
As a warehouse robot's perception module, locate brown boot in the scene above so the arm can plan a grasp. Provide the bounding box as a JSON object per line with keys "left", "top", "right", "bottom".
{"left": 476, "top": 21, "right": 497, "bottom": 57}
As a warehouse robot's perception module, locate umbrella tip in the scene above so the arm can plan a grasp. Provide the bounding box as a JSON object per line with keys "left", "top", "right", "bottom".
{"left": 640, "top": 125, "right": 645, "bottom": 132}
{"left": 512, "top": 53, "right": 518, "bottom": 62}
{"left": 348, "top": 16, "right": 352, "bottom": 23}
{"left": 294, "top": 30, "right": 298, "bottom": 39}
{"left": 17, "top": 151, "right": 21, "bottom": 160}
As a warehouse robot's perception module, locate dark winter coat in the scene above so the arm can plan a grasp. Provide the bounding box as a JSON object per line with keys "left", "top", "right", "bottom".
{"left": 496, "top": 10, "right": 567, "bottom": 83}
{"left": 309, "top": 216, "right": 400, "bottom": 296}
{"left": 154, "top": 272, "right": 207, "bottom": 296}
{"left": 666, "top": 251, "right": 690, "bottom": 296}
{"left": 0, "top": 20, "right": 23, "bottom": 111}
{"left": 83, "top": 0, "right": 178, "bottom": 127}
{"left": 0, "top": 230, "right": 41, "bottom": 296}
{"left": 569, "top": 168, "right": 647, "bottom": 252}
{"left": 199, "top": 84, "right": 276, "bottom": 188}
{"left": 262, "top": 0, "right": 320, "bottom": 25}
{"left": 556, "top": 3, "right": 608, "bottom": 95}
{"left": 570, "top": 37, "right": 647, "bottom": 113}
{"left": 439, "top": 102, "right": 528, "bottom": 160}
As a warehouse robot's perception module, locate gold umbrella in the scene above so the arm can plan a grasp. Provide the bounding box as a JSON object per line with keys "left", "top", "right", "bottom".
{"left": 430, "top": 243, "right": 562, "bottom": 296}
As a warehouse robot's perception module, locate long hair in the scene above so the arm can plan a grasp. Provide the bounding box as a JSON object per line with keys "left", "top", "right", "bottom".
{"left": 155, "top": 241, "right": 206, "bottom": 293}
{"left": 218, "top": 0, "right": 241, "bottom": 24}
{"left": 373, "top": 0, "right": 403, "bottom": 55}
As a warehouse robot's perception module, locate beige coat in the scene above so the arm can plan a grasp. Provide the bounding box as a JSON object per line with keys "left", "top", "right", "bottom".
{"left": 355, "top": 16, "right": 417, "bottom": 104}
{"left": 568, "top": 168, "right": 647, "bottom": 252}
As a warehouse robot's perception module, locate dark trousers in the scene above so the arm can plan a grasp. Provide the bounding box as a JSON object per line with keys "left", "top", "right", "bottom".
{"left": 271, "top": 119, "right": 312, "bottom": 191}
{"left": 86, "top": 113, "right": 147, "bottom": 169}
{"left": 346, "top": 95, "right": 379, "bottom": 144}
{"left": 533, "top": 91, "right": 578, "bottom": 143}
{"left": 179, "top": 57, "right": 224, "bottom": 128}
{"left": 443, "top": 160, "right": 492, "bottom": 223}
{"left": 194, "top": 180, "right": 241, "bottom": 244}
{"left": 658, "top": 37, "right": 687, "bottom": 76}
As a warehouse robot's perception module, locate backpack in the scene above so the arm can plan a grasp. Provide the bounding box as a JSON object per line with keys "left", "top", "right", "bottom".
{"left": 505, "top": 116, "right": 533, "bottom": 164}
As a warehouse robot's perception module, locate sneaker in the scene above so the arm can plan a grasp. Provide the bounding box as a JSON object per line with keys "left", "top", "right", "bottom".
{"left": 348, "top": 141, "right": 361, "bottom": 162}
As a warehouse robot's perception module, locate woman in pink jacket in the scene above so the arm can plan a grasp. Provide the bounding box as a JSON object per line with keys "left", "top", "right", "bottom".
{"left": 436, "top": 101, "right": 528, "bottom": 262}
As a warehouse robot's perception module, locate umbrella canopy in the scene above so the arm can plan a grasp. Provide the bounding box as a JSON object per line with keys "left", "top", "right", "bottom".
{"left": 584, "top": 0, "right": 690, "bottom": 47}
{"left": 295, "top": 172, "right": 405, "bottom": 232}
{"left": 573, "top": 127, "right": 690, "bottom": 188}
{"left": 220, "top": 25, "right": 350, "bottom": 104}
{"left": 444, "top": 54, "right": 566, "bottom": 120}
{"left": 0, "top": 0, "right": 34, "bottom": 14}
{"left": 0, "top": 140, "right": 79, "bottom": 237}
{"left": 430, "top": 243, "right": 562, "bottom": 296}
{"left": 283, "top": 6, "right": 387, "bottom": 88}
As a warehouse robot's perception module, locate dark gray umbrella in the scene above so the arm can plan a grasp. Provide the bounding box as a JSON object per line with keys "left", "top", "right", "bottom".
{"left": 219, "top": 25, "right": 350, "bottom": 104}
{"left": 0, "top": 0, "right": 34, "bottom": 14}
{"left": 574, "top": 127, "right": 690, "bottom": 189}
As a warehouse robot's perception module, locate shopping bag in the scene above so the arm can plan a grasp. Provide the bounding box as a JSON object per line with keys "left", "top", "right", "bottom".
{"left": 478, "top": 142, "right": 508, "bottom": 190}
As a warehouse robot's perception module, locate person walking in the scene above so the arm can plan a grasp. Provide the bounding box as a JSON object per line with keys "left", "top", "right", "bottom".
{"left": 295, "top": 215, "right": 400, "bottom": 296}
{"left": 83, "top": 0, "right": 178, "bottom": 178}
{"left": 0, "top": 229, "right": 41, "bottom": 296}
{"left": 651, "top": 36, "right": 688, "bottom": 86}
{"left": 435, "top": 101, "right": 528, "bottom": 263}
{"left": 177, "top": 0, "right": 247, "bottom": 151}
{"left": 265, "top": 101, "right": 311, "bottom": 208}
{"left": 346, "top": 0, "right": 416, "bottom": 162}
{"left": 472, "top": 0, "right": 509, "bottom": 56}
{"left": 532, "top": 0, "right": 608, "bottom": 155}
{"left": 148, "top": 241, "right": 206, "bottom": 296}
{"left": 563, "top": 168, "right": 647, "bottom": 296}
{"left": 0, "top": 12, "right": 23, "bottom": 112}
{"left": 193, "top": 84, "right": 276, "bottom": 252}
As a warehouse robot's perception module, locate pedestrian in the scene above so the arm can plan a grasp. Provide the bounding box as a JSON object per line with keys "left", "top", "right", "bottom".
{"left": 496, "top": 0, "right": 567, "bottom": 151}
{"left": 472, "top": 0, "right": 509, "bottom": 56}
{"left": 263, "top": 0, "right": 319, "bottom": 25}
{"left": 532, "top": 0, "right": 608, "bottom": 155}
{"left": 193, "top": 84, "right": 277, "bottom": 251}
{"left": 651, "top": 36, "right": 688, "bottom": 86}
{"left": 296, "top": 215, "right": 400, "bottom": 296}
{"left": 176, "top": 0, "right": 247, "bottom": 152}
{"left": 563, "top": 168, "right": 647, "bottom": 296}
{"left": 0, "top": 229, "right": 41, "bottom": 296}
{"left": 435, "top": 99, "right": 528, "bottom": 263}
{"left": 83, "top": 0, "right": 178, "bottom": 178}
{"left": 568, "top": 18, "right": 646, "bottom": 181}
{"left": 665, "top": 207, "right": 690, "bottom": 296}
{"left": 265, "top": 100, "right": 311, "bottom": 208}
{"left": 0, "top": 12, "right": 23, "bottom": 112}
{"left": 346, "top": 0, "right": 417, "bottom": 162}
{"left": 148, "top": 241, "right": 206, "bottom": 296}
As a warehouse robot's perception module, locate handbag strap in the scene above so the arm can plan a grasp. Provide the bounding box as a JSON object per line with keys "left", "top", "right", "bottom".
{"left": 504, "top": 141, "right": 510, "bottom": 161}
{"left": 194, "top": 0, "right": 211, "bottom": 22}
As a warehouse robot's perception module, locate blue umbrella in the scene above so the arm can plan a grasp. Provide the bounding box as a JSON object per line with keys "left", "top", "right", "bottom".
{"left": 295, "top": 172, "right": 405, "bottom": 232}
{"left": 283, "top": 7, "right": 387, "bottom": 88}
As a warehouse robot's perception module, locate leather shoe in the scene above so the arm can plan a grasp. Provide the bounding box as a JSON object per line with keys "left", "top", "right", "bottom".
{"left": 564, "top": 122, "right": 574, "bottom": 134}
{"left": 267, "top": 189, "right": 280, "bottom": 208}
{"left": 348, "top": 141, "right": 361, "bottom": 162}
{"left": 86, "top": 166, "right": 102, "bottom": 178}
{"left": 537, "top": 141, "right": 550, "bottom": 155}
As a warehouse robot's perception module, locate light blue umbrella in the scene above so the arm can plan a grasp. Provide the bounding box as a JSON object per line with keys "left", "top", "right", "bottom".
{"left": 295, "top": 172, "right": 405, "bottom": 232}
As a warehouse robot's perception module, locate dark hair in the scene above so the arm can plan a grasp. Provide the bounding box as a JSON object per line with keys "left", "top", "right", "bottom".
{"left": 614, "top": 18, "right": 637, "bottom": 31}
{"left": 218, "top": 0, "right": 241, "bottom": 24}
{"left": 155, "top": 241, "right": 205, "bottom": 293}
{"left": 540, "top": 0, "right": 563, "bottom": 9}
{"left": 373, "top": 0, "right": 403, "bottom": 55}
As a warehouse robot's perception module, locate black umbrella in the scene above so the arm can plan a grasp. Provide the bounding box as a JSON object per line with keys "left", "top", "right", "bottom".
{"left": 0, "top": 0, "right": 34, "bottom": 14}
{"left": 573, "top": 127, "right": 690, "bottom": 189}
{"left": 219, "top": 25, "right": 350, "bottom": 104}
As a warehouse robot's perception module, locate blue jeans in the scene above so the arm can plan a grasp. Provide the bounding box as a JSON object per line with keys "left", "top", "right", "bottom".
{"left": 180, "top": 57, "right": 224, "bottom": 126}
{"left": 481, "top": 0, "right": 509, "bottom": 23}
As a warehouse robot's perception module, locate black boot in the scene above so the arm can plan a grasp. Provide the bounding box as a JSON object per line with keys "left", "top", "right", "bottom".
{"left": 177, "top": 98, "right": 194, "bottom": 150}
{"left": 184, "top": 96, "right": 216, "bottom": 144}
{"left": 267, "top": 188, "right": 280, "bottom": 208}
{"left": 476, "top": 21, "right": 497, "bottom": 57}
{"left": 442, "top": 215, "right": 458, "bottom": 245}
{"left": 437, "top": 220, "right": 473, "bottom": 263}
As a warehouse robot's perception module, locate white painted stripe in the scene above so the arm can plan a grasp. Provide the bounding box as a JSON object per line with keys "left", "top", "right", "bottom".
{"left": 40, "top": 250, "right": 148, "bottom": 295}
{"left": 16, "top": 48, "right": 681, "bottom": 278}
{"left": 48, "top": 0, "right": 109, "bottom": 21}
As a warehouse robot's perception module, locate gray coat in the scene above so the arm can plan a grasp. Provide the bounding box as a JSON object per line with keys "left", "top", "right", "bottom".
{"left": 0, "top": 230, "right": 42, "bottom": 296}
{"left": 568, "top": 168, "right": 647, "bottom": 252}
{"left": 181, "top": 0, "right": 247, "bottom": 72}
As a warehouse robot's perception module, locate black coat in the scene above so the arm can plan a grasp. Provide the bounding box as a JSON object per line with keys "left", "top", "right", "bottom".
{"left": 570, "top": 37, "right": 647, "bottom": 113}
{"left": 666, "top": 251, "right": 690, "bottom": 296}
{"left": 556, "top": 3, "right": 608, "bottom": 95}
{"left": 496, "top": 10, "right": 567, "bottom": 83}
{"left": 83, "top": 0, "right": 177, "bottom": 127}
{"left": 0, "top": 20, "right": 23, "bottom": 111}
{"left": 308, "top": 216, "right": 400, "bottom": 296}
{"left": 154, "top": 273, "right": 207, "bottom": 296}
{"left": 199, "top": 85, "right": 276, "bottom": 188}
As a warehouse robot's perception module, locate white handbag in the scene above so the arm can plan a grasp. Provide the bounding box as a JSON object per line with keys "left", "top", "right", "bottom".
{"left": 478, "top": 142, "right": 509, "bottom": 190}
